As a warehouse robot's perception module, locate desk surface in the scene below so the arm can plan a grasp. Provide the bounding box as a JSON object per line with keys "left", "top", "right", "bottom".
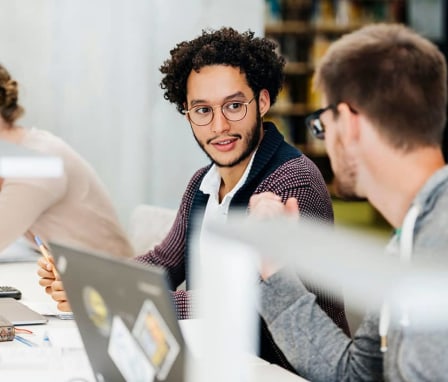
{"left": 0, "top": 261, "right": 307, "bottom": 382}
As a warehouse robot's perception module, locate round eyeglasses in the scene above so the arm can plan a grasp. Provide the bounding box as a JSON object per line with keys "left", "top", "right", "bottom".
{"left": 183, "top": 96, "right": 256, "bottom": 126}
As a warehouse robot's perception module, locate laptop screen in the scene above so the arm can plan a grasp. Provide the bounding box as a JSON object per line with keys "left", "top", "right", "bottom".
{"left": 50, "top": 242, "right": 186, "bottom": 382}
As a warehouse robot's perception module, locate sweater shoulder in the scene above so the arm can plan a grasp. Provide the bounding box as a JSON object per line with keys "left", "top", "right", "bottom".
{"left": 262, "top": 155, "right": 327, "bottom": 188}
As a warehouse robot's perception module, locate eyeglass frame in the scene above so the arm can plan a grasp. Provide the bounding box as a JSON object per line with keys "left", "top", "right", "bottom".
{"left": 183, "top": 95, "right": 257, "bottom": 126}
{"left": 305, "top": 105, "right": 335, "bottom": 140}
{"left": 305, "top": 103, "right": 358, "bottom": 140}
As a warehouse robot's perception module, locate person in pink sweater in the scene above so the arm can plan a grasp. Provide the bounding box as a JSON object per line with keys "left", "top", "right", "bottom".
{"left": 0, "top": 63, "right": 133, "bottom": 310}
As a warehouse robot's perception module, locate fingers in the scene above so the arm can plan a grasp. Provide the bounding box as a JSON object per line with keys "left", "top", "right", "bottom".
{"left": 37, "top": 256, "right": 55, "bottom": 275}
{"left": 57, "top": 300, "right": 72, "bottom": 312}
{"left": 285, "top": 197, "right": 300, "bottom": 216}
{"left": 39, "top": 276, "right": 54, "bottom": 288}
{"left": 260, "top": 260, "right": 283, "bottom": 280}
{"left": 51, "top": 281, "right": 71, "bottom": 311}
{"left": 37, "top": 267, "right": 55, "bottom": 280}
{"left": 249, "top": 192, "right": 281, "bottom": 208}
{"left": 37, "top": 256, "right": 55, "bottom": 283}
{"left": 51, "top": 288, "right": 67, "bottom": 304}
{"left": 51, "top": 280, "right": 65, "bottom": 292}
{"left": 249, "top": 193, "right": 282, "bottom": 219}
{"left": 37, "top": 256, "right": 56, "bottom": 298}
{"left": 36, "top": 257, "right": 69, "bottom": 309}
{"left": 249, "top": 192, "right": 299, "bottom": 220}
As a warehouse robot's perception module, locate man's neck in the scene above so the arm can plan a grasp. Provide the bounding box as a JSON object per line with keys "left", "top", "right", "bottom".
{"left": 217, "top": 123, "right": 265, "bottom": 202}
{"left": 218, "top": 154, "right": 253, "bottom": 202}
{"left": 366, "top": 147, "right": 445, "bottom": 228}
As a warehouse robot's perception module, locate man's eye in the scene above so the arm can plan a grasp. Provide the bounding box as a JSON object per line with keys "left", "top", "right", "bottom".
{"left": 225, "top": 102, "right": 243, "bottom": 112}
{"left": 193, "top": 106, "right": 212, "bottom": 115}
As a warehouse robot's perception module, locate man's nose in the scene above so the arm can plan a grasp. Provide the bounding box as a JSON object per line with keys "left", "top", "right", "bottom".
{"left": 210, "top": 107, "right": 231, "bottom": 133}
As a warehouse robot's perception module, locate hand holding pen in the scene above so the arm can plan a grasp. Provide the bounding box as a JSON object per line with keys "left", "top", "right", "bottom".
{"left": 35, "top": 236, "right": 72, "bottom": 312}
{"left": 34, "top": 235, "right": 59, "bottom": 279}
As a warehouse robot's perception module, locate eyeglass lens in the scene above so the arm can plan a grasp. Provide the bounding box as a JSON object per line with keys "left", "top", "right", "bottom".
{"left": 188, "top": 100, "right": 250, "bottom": 126}
{"left": 310, "top": 118, "right": 325, "bottom": 139}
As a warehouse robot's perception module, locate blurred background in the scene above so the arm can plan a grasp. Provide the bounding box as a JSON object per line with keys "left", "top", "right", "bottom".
{"left": 0, "top": 0, "right": 446, "bottom": 237}
{"left": 0, "top": 0, "right": 264, "bottom": 224}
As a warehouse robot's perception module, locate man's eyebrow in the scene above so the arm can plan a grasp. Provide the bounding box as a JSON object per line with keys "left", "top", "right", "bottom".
{"left": 189, "top": 91, "right": 247, "bottom": 107}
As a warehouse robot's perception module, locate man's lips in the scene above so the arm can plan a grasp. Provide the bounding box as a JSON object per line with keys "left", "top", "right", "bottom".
{"left": 209, "top": 136, "right": 239, "bottom": 152}
{"left": 207, "top": 134, "right": 241, "bottom": 145}
{"left": 213, "top": 138, "right": 237, "bottom": 145}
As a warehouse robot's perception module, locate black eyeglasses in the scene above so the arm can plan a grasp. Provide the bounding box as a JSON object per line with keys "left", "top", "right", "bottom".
{"left": 305, "top": 105, "right": 334, "bottom": 140}
{"left": 306, "top": 103, "right": 359, "bottom": 140}
{"left": 183, "top": 96, "right": 256, "bottom": 126}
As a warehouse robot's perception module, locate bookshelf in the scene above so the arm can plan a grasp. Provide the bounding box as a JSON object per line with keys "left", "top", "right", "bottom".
{"left": 264, "top": 0, "right": 407, "bottom": 183}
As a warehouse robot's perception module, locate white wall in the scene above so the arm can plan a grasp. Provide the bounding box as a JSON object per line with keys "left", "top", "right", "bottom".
{"left": 0, "top": 0, "right": 264, "bottom": 224}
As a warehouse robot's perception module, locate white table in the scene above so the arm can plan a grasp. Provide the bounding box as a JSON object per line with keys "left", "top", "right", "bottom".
{"left": 0, "top": 262, "right": 307, "bottom": 382}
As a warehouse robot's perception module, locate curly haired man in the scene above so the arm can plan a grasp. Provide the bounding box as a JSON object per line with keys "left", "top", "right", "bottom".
{"left": 41, "top": 27, "right": 350, "bottom": 370}
{"left": 137, "top": 27, "right": 350, "bottom": 369}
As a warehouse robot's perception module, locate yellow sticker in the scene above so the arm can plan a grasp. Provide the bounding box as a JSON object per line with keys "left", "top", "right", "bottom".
{"left": 82, "top": 286, "right": 111, "bottom": 336}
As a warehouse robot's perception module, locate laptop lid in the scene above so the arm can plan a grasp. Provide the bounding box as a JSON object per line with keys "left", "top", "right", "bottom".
{"left": 0, "top": 298, "right": 47, "bottom": 325}
{"left": 50, "top": 242, "right": 186, "bottom": 382}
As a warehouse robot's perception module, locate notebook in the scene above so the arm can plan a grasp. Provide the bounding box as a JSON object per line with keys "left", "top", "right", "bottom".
{"left": 0, "top": 298, "right": 47, "bottom": 325}
{"left": 50, "top": 242, "right": 186, "bottom": 382}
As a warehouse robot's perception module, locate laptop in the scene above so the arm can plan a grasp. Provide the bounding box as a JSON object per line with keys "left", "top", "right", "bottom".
{"left": 0, "top": 298, "right": 47, "bottom": 325}
{"left": 50, "top": 242, "right": 186, "bottom": 382}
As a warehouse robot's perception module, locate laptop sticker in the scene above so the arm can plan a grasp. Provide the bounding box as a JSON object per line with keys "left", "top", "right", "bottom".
{"left": 132, "top": 299, "right": 180, "bottom": 380}
{"left": 108, "top": 315, "right": 156, "bottom": 382}
{"left": 82, "top": 286, "right": 111, "bottom": 336}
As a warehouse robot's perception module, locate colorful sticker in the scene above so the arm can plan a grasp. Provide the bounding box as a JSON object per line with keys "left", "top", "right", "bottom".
{"left": 82, "top": 286, "right": 111, "bottom": 336}
{"left": 132, "top": 300, "right": 180, "bottom": 380}
{"left": 108, "top": 315, "right": 156, "bottom": 382}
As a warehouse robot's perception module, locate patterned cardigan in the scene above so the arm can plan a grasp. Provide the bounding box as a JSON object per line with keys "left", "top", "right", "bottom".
{"left": 135, "top": 122, "right": 350, "bottom": 369}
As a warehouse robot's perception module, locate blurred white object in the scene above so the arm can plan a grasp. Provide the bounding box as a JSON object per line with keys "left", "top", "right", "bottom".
{"left": 128, "top": 204, "right": 176, "bottom": 254}
{"left": 191, "top": 229, "right": 260, "bottom": 382}
{"left": 0, "top": 140, "right": 63, "bottom": 178}
{"left": 208, "top": 213, "right": 448, "bottom": 329}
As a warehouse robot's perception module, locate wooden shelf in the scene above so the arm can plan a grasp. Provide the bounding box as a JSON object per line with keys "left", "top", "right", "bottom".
{"left": 264, "top": 0, "right": 408, "bottom": 188}
{"left": 269, "top": 102, "right": 308, "bottom": 116}
{"left": 312, "top": 21, "right": 365, "bottom": 35}
{"left": 265, "top": 21, "right": 365, "bottom": 36}
{"left": 284, "top": 61, "right": 311, "bottom": 75}
{"left": 265, "top": 21, "right": 310, "bottom": 35}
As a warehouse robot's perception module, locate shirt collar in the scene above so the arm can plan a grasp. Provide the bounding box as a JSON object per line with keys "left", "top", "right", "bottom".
{"left": 199, "top": 151, "right": 257, "bottom": 203}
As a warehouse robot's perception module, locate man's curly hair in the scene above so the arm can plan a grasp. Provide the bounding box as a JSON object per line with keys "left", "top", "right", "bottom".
{"left": 160, "top": 27, "right": 286, "bottom": 114}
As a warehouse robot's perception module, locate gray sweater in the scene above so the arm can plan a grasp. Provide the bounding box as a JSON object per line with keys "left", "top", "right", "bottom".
{"left": 260, "top": 165, "right": 448, "bottom": 381}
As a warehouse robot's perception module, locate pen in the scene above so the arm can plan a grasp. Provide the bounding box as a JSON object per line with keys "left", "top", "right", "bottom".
{"left": 42, "top": 331, "right": 52, "bottom": 347}
{"left": 15, "top": 334, "right": 39, "bottom": 347}
{"left": 34, "top": 235, "right": 60, "bottom": 278}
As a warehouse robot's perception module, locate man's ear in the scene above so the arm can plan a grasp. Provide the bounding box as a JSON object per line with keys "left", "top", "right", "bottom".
{"left": 183, "top": 103, "right": 190, "bottom": 123}
{"left": 337, "top": 102, "right": 360, "bottom": 144}
{"left": 258, "top": 89, "right": 271, "bottom": 117}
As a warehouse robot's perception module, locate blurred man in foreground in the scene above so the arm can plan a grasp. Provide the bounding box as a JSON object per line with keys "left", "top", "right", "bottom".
{"left": 251, "top": 23, "right": 448, "bottom": 381}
